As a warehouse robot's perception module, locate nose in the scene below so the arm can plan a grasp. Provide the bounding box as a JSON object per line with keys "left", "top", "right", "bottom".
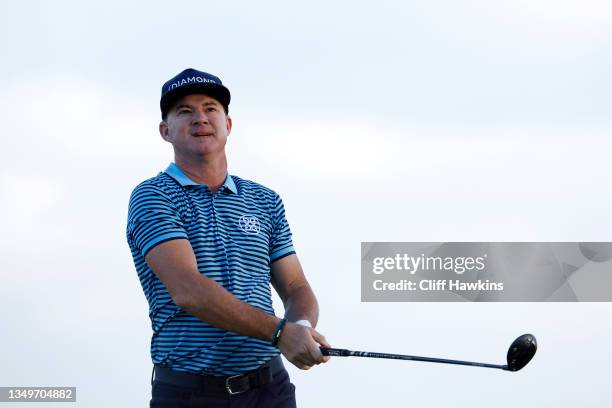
{"left": 191, "top": 110, "right": 209, "bottom": 126}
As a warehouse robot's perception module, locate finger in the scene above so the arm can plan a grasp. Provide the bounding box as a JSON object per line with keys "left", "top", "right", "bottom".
{"left": 310, "top": 330, "right": 331, "bottom": 349}
{"left": 310, "top": 330, "right": 332, "bottom": 361}
{"left": 314, "top": 345, "right": 331, "bottom": 363}
{"left": 306, "top": 351, "right": 322, "bottom": 365}
{"left": 293, "top": 356, "right": 313, "bottom": 370}
{"left": 306, "top": 341, "right": 328, "bottom": 364}
{"left": 313, "top": 350, "right": 330, "bottom": 364}
{"left": 296, "top": 361, "right": 312, "bottom": 370}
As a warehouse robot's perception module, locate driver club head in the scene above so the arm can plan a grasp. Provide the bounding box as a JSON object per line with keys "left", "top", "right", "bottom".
{"left": 506, "top": 334, "right": 537, "bottom": 371}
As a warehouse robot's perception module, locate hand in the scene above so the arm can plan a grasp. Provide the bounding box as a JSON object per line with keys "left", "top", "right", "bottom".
{"left": 277, "top": 322, "right": 331, "bottom": 370}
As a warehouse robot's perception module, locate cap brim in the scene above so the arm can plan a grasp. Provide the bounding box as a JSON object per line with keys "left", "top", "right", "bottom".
{"left": 161, "top": 83, "right": 230, "bottom": 117}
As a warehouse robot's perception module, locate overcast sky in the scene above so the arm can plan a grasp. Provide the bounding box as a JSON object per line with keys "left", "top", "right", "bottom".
{"left": 1, "top": 1, "right": 611, "bottom": 407}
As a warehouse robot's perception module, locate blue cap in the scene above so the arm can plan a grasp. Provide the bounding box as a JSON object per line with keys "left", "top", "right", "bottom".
{"left": 160, "top": 68, "right": 231, "bottom": 118}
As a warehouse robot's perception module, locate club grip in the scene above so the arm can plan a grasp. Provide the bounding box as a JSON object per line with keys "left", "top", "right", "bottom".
{"left": 320, "top": 347, "right": 351, "bottom": 357}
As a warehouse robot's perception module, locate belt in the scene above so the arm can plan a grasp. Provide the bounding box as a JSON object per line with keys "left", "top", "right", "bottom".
{"left": 152, "top": 356, "right": 284, "bottom": 395}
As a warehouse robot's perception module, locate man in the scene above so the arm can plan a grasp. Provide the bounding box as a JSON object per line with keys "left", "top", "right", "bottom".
{"left": 126, "top": 68, "right": 330, "bottom": 407}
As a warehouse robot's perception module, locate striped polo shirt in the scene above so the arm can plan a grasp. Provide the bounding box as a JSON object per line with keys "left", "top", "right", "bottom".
{"left": 126, "top": 163, "right": 295, "bottom": 375}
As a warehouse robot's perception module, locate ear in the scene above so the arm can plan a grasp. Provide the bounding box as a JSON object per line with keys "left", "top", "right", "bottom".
{"left": 226, "top": 115, "right": 233, "bottom": 136}
{"left": 159, "top": 121, "right": 170, "bottom": 141}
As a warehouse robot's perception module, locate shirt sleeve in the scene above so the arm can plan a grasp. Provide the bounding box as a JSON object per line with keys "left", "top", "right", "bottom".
{"left": 269, "top": 193, "right": 296, "bottom": 262}
{"left": 126, "top": 182, "right": 188, "bottom": 258}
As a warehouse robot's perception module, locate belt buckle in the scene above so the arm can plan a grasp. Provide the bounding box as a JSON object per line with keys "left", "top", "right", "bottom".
{"left": 225, "top": 373, "right": 248, "bottom": 395}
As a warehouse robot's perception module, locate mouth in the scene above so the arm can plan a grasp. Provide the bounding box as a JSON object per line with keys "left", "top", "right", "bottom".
{"left": 193, "top": 132, "right": 214, "bottom": 137}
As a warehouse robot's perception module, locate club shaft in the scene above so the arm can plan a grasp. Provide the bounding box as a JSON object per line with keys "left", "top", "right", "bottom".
{"left": 321, "top": 348, "right": 507, "bottom": 370}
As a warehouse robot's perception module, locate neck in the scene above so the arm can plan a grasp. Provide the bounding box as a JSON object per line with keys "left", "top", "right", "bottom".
{"left": 175, "top": 154, "right": 228, "bottom": 192}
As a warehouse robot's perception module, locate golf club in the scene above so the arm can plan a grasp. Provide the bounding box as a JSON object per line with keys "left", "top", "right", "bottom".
{"left": 320, "top": 333, "right": 537, "bottom": 372}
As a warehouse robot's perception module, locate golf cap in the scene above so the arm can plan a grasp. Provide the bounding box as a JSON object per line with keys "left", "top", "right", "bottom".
{"left": 160, "top": 68, "right": 231, "bottom": 118}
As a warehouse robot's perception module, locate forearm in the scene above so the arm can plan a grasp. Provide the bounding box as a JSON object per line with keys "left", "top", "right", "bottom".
{"left": 268, "top": 255, "right": 331, "bottom": 369}
{"left": 177, "top": 274, "right": 279, "bottom": 342}
{"left": 282, "top": 283, "right": 320, "bottom": 328}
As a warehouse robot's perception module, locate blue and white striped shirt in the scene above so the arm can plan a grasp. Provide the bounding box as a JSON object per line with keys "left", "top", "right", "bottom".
{"left": 126, "top": 163, "right": 295, "bottom": 375}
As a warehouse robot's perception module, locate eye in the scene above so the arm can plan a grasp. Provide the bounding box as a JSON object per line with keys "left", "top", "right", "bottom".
{"left": 177, "top": 108, "right": 191, "bottom": 115}
{"left": 207, "top": 107, "right": 217, "bottom": 112}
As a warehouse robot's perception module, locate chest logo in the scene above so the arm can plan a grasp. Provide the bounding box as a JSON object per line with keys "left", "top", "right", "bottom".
{"left": 239, "top": 215, "right": 261, "bottom": 235}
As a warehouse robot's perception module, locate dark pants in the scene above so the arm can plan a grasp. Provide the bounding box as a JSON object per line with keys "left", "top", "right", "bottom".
{"left": 150, "top": 362, "right": 297, "bottom": 408}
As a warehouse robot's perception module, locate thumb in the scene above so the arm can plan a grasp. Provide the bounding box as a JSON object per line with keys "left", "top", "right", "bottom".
{"left": 310, "top": 329, "right": 331, "bottom": 349}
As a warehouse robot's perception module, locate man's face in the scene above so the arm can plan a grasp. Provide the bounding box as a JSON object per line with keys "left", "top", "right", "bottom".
{"left": 159, "top": 94, "right": 232, "bottom": 160}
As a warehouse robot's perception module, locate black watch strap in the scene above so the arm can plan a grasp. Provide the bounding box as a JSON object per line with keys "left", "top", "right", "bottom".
{"left": 271, "top": 317, "right": 288, "bottom": 346}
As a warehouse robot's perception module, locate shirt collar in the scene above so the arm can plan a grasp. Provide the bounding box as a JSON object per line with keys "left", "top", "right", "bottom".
{"left": 164, "top": 163, "right": 237, "bottom": 194}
